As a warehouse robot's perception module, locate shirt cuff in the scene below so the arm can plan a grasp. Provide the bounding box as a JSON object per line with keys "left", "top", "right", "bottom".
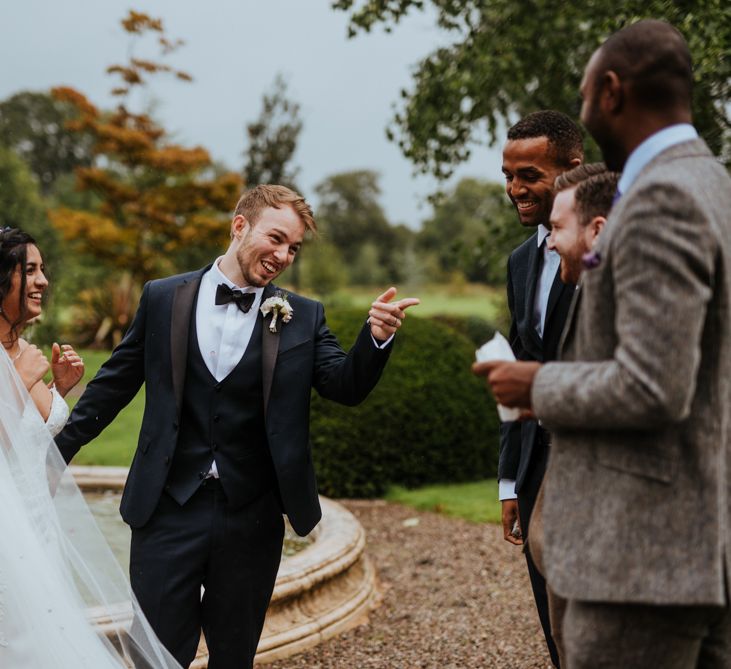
{"left": 498, "top": 479, "right": 517, "bottom": 501}
{"left": 370, "top": 333, "right": 394, "bottom": 349}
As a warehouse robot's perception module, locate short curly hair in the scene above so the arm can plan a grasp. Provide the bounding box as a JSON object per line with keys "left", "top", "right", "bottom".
{"left": 507, "top": 111, "right": 584, "bottom": 168}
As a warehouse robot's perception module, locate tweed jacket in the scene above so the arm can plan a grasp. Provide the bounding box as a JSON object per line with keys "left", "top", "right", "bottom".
{"left": 532, "top": 138, "right": 731, "bottom": 605}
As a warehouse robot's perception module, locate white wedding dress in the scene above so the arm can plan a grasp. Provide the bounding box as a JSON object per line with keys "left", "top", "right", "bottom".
{"left": 0, "top": 349, "right": 181, "bottom": 668}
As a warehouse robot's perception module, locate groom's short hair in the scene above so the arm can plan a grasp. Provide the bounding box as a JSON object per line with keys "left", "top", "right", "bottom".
{"left": 234, "top": 185, "right": 317, "bottom": 234}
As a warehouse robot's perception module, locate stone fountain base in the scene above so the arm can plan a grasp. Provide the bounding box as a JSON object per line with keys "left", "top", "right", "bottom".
{"left": 72, "top": 466, "right": 379, "bottom": 666}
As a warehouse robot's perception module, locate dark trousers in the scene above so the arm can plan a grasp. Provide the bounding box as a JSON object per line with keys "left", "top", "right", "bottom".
{"left": 518, "top": 433, "right": 560, "bottom": 668}
{"left": 130, "top": 479, "right": 285, "bottom": 669}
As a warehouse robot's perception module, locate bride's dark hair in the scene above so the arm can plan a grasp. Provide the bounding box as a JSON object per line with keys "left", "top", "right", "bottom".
{"left": 0, "top": 227, "right": 38, "bottom": 345}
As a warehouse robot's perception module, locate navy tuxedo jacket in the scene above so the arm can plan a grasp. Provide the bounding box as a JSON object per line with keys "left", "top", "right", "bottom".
{"left": 499, "top": 233, "right": 574, "bottom": 492}
{"left": 56, "top": 267, "right": 392, "bottom": 535}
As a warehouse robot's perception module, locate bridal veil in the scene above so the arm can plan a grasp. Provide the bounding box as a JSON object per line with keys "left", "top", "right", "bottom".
{"left": 0, "top": 348, "right": 181, "bottom": 668}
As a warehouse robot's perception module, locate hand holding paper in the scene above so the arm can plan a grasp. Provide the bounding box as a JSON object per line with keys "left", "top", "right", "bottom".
{"left": 475, "top": 333, "right": 520, "bottom": 421}
{"left": 473, "top": 333, "right": 541, "bottom": 414}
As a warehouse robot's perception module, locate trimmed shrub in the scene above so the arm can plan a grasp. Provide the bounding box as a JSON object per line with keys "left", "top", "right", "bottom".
{"left": 310, "top": 309, "right": 499, "bottom": 498}
{"left": 429, "top": 314, "right": 498, "bottom": 348}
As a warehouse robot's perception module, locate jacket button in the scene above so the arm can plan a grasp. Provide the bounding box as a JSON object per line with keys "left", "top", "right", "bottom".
{"left": 211, "top": 443, "right": 218, "bottom": 451}
{"left": 172, "top": 422, "right": 178, "bottom": 431}
{"left": 213, "top": 415, "right": 220, "bottom": 422}
{"left": 164, "top": 456, "right": 170, "bottom": 465}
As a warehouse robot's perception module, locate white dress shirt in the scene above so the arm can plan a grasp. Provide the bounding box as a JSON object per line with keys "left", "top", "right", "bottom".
{"left": 197, "top": 258, "right": 264, "bottom": 477}
{"left": 500, "top": 224, "right": 560, "bottom": 501}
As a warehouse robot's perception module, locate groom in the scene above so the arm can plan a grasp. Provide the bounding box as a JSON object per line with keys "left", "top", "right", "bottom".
{"left": 57, "top": 185, "right": 418, "bottom": 669}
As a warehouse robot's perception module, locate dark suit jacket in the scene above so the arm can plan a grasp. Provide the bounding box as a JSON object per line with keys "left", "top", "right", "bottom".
{"left": 499, "top": 232, "right": 574, "bottom": 493}
{"left": 56, "top": 268, "right": 391, "bottom": 535}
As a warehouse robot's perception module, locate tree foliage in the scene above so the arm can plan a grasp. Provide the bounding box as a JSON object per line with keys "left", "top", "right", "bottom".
{"left": 49, "top": 10, "right": 242, "bottom": 285}
{"left": 418, "top": 177, "right": 526, "bottom": 284}
{"left": 333, "top": 0, "right": 731, "bottom": 177}
{"left": 315, "top": 170, "right": 406, "bottom": 283}
{"left": 243, "top": 74, "right": 302, "bottom": 190}
{"left": 0, "top": 91, "right": 94, "bottom": 195}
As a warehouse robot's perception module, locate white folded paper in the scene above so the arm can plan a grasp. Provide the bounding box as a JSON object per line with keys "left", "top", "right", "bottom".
{"left": 475, "top": 332, "right": 521, "bottom": 422}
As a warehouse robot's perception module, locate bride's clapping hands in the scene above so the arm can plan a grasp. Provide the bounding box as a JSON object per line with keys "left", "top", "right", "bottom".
{"left": 51, "top": 343, "right": 84, "bottom": 398}
{"left": 14, "top": 344, "right": 50, "bottom": 391}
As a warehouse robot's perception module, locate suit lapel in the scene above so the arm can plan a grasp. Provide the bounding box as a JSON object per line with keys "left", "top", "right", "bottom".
{"left": 171, "top": 273, "right": 203, "bottom": 418}
{"left": 261, "top": 283, "right": 280, "bottom": 419}
{"left": 557, "top": 284, "right": 582, "bottom": 358}
{"left": 544, "top": 270, "right": 565, "bottom": 329}
{"left": 524, "top": 240, "right": 544, "bottom": 351}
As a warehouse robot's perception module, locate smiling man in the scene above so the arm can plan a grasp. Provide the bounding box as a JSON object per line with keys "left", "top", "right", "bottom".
{"left": 57, "top": 184, "right": 419, "bottom": 669}
{"left": 498, "top": 110, "right": 582, "bottom": 667}
{"left": 547, "top": 163, "right": 619, "bottom": 285}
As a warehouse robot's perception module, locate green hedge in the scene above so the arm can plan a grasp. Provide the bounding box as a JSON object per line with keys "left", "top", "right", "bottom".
{"left": 429, "top": 313, "right": 498, "bottom": 348}
{"left": 311, "top": 309, "right": 499, "bottom": 498}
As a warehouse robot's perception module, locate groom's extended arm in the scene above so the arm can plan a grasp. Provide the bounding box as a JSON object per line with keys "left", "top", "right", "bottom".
{"left": 313, "top": 288, "right": 419, "bottom": 405}
{"left": 55, "top": 283, "right": 150, "bottom": 463}
{"left": 312, "top": 305, "right": 392, "bottom": 406}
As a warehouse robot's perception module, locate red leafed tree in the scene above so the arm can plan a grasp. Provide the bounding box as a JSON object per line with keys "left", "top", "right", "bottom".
{"left": 50, "top": 10, "right": 242, "bottom": 285}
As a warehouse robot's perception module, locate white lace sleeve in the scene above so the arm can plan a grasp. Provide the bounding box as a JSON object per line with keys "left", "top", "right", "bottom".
{"left": 45, "top": 386, "right": 70, "bottom": 437}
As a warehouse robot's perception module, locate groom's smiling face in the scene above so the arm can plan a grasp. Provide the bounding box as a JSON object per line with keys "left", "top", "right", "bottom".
{"left": 233, "top": 205, "right": 305, "bottom": 287}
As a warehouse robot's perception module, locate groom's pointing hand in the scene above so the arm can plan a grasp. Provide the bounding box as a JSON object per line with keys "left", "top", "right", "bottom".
{"left": 368, "top": 287, "right": 420, "bottom": 341}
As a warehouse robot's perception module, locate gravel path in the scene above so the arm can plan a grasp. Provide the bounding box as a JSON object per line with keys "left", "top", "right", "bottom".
{"left": 268, "top": 500, "right": 552, "bottom": 669}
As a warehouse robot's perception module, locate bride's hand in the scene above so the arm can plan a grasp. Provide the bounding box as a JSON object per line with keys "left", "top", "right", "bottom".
{"left": 51, "top": 343, "right": 84, "bottom": 398}
{"left": 14, "top": 344, "right": 50, "bottom": 391}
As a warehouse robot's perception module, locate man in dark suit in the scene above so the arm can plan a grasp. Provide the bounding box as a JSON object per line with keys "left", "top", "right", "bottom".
{"left": 498, "top": 111, "right": 582, "bottom": 667}
{"left": 56, "top": 185, "right": 419, "bottom": 669}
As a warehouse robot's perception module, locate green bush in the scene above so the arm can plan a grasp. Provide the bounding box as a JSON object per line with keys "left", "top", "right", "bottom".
{"left": 429, "top": 313, "right": 498, "bottom": 348}
{"left": 311, "top": 309, "right": 499, "bottom": 497}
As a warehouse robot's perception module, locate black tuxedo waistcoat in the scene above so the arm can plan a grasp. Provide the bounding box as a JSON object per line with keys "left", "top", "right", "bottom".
{"left": 56, "top": 266, "right": 392, "bottom": 536}
{"left": 165, "top": 297, "right": 277, "bottom": 508}
{"left": 499, "top": 232, "right": 575, "bottom": 492}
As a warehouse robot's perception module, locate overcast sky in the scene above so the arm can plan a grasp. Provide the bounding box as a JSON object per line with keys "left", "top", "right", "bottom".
{"left": 0, "top": 0, "right": 505, "bottom": 229}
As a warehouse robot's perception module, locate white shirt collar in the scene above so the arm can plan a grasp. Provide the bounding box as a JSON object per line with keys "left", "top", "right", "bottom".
{"left": 537, "top": 224, "right": 551, "bottom": 248}
{"left": 617, "top": 123, "right": 698, "bottom": 196}
{"left": 208, "top": 257, "right": 260, "bottom": 294}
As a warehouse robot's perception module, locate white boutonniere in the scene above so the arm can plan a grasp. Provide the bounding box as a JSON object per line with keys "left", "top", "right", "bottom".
{"left": 260, "top": 290, "right": 293, "bottom": 333}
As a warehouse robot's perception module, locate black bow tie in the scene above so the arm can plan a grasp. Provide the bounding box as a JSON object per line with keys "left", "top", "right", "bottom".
{"left": 215, "top": 284, "right": 256, "bottom": 313}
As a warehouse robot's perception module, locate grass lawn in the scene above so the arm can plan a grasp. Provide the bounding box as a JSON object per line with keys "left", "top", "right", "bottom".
{"left": 62, "top": 349, "right": 141, "bottom": 466}
{"left": 310, "top": 283, "right": 508, "bottom": 324}
{"left": 386, "top": 479, "right": 501, "bottom": 524}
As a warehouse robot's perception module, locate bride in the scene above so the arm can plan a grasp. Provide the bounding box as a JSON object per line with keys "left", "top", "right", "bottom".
{"left": 0, "top": 227, "right": 180, "bottom": 668}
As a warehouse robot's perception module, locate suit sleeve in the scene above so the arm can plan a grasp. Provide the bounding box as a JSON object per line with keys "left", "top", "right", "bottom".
{"left": 312, "top": 303, "right": 392, "bottom": 406}
{"left": 499, "top": 257, "right": 522, "bottom": 481}
{"left": 55, "top": 282, "right": 150, "bottom": 463}
{"left": 533, "top": 183, "right": 716, "bottom": 430}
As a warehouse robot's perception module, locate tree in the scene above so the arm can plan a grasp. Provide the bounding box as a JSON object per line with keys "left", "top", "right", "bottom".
{"left": 418, "top": 177, "right": 527, "bottom": 285}
{"left": 0, "top": 91, "right": 94, "bottom": 195}
{"left": 49, "top": 10, "right": 242, "bottom": 285}
{"left": 0, "top": 145, "right": 57, "bottom": 256}
{"left": 243, "top": 75, "right": 302, "bottom": 190}
{"left": 315, "top": 170, "right": 402, "bottom": 284}
{"left": 333, "top": 1, "right": 731, "bottom": 177}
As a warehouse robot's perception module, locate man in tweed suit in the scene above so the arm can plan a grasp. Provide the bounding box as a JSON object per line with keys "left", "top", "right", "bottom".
{"left": 476, "top": 20, "right": 731, "bottom": 667}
